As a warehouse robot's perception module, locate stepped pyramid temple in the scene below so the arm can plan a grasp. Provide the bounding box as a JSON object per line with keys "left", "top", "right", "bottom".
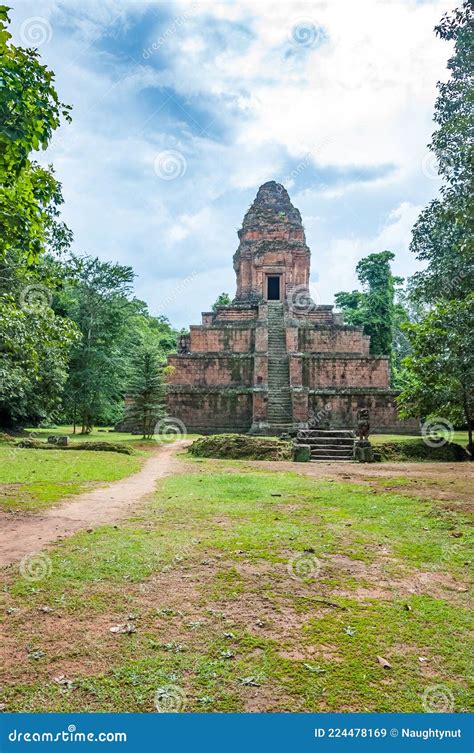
{"left": 166, "top": 181, "right": 410, "bottom": 435}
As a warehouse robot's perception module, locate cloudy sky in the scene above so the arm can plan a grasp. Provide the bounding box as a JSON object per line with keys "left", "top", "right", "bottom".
{"left": 10, "top": 0, "right": 452, "bottom": 328}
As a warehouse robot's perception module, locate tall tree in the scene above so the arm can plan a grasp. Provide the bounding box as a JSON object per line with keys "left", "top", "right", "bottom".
{"left": 0, "top": 6, "right": 78, "bottom": 427}
{"left": 125, "top": 350, "right": 166, "bottom": 439}
{"left": 400, "top": 2, "right": 473, "bottom": 449}
{"left": 399, "top": 296, "right": 473, "bottom": 454}
{"left": 409, "top": 0, "right": 473, "bottom": 303}
{"left": 335, "top": 251, "right": 403, "bottom": 363}
{"left": 56, "top": 256, "right": 136, "bottom": 433}
{"left": 0, "top": 5, "right": 72, "bottom": 262}
{"left": 54, "top": 255, "right": 179, "bottom": 432}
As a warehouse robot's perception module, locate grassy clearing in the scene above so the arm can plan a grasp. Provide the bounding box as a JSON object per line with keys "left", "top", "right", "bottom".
{"left": 371, "top": 431, "right": 469, "bottom": 446}
{"left": 0, "top": 446, "right": 143, "bottom": 512}
{"left": 1, "top": 460, "right": 472, "bottom": 712}
{"left": 25, "top": 426, "right": 154, "bottom": 446}
{"left": 25, "top": 426, "right": 202, "bottom": 446}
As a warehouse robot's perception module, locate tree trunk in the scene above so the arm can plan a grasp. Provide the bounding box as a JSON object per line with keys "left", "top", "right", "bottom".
{"left": 462, "top": 388, "right": 473, "bottom": 458}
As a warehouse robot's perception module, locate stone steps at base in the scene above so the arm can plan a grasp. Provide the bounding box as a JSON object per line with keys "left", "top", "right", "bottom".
{"left": 296, "top": 427, "right": 356, "bottom": 462}
{"left": 310, "top": 458, "right": 353, "bottom": 462}
{"left": 298, "top": 429, "right": 355, "bottom": 438}
{"left": 310, "top": 442, "right": 354, "bottom": 449}
{"left": 299, "top": 438, "right": 355, "bottom": 447}
{"left": 311, "top": 451, "right": 353, "bottom": 459}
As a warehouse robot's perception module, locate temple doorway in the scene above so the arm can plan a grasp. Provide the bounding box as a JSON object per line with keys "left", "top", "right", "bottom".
{"left": 267, "top": 275, "right": 281, "bottom": 301}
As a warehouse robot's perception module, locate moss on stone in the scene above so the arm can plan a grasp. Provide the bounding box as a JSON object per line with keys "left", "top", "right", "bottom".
{"left": 16, "top": 439, "right": 135, "bottom": 455}
{"left": 376, "top": 439, "right": 469, "bottom": 462}
{"left": 188, "top": 433, "right": 292, "bottom": 460}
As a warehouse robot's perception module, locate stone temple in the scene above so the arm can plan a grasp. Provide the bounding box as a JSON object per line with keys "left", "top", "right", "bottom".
{"left": 166, "top": 181, "right": 410, "bottom": 435}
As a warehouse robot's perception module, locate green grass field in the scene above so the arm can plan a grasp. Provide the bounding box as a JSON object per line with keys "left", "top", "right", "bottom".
{"left": 0, "top": 445, "right": 143, "bottom": 512}
{"left": 0, "top": 428, "right": 204, "bottom": 513}
{"left": 1, "top": 452, "right": 472, "bottom": 713}
{"left": 1, "top": 424, "right": 469, "bottom": 513}
{"left": 370, "top": 431, "right": 469, "bottom": 446}
{"left": 25, "top": 426, "right": 153, "bottom": 445}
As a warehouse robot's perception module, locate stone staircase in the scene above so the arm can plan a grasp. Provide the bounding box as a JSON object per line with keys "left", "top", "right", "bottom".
{"left": 296, "top": 428, "right": 355, "bottom": 461}
{"left": 267, "top": 303, "right": 293, "bottom": 432}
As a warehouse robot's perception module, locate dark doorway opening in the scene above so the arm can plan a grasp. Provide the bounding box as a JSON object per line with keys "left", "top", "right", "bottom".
{"left": 267, "top": 276, "right": 281, "bottom": 301}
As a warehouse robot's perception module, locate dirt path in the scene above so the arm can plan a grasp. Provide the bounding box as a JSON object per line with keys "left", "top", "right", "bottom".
{"left": 0, "top": 441, "right": 188, "bottom": 568}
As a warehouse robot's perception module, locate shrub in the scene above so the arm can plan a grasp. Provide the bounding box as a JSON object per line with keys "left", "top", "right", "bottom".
{"left": 0, "top": 432, "right": 16, "bottom": 443}
{"left": 376, "top": 439, "right": 469, "bottom": 462}
{"left": 15, "top": 439, "right": 134, "bottom": 455}
{"left": 188, "top": 434, "right": 292, "bottom": 461}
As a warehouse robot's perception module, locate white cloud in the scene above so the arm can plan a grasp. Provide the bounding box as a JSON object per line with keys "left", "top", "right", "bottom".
{"left": 8, "top": 0, "right": 454, "bottom": 327}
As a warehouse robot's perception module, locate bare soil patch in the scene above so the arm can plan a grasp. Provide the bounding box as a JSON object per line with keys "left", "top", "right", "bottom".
{"left": 250, "top": 460, "right": 474, "bottom": 507}
{"left": 325, "top": 554, "right": 471, "bottom": 602}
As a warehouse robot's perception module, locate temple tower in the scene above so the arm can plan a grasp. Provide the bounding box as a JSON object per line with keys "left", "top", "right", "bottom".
{"left": 164, "top": 181, "right": 414, "bottom": 436}
{"left": 233, "top": 181, "right": 311, "bottom": 304}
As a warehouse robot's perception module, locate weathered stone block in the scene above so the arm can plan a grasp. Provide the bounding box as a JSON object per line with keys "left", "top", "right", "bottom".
{"left": 293, "top": 443, "right": 311, "bottom": 462}
{"left": 353, "top": 439, "right": 375, "bottom": 463}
